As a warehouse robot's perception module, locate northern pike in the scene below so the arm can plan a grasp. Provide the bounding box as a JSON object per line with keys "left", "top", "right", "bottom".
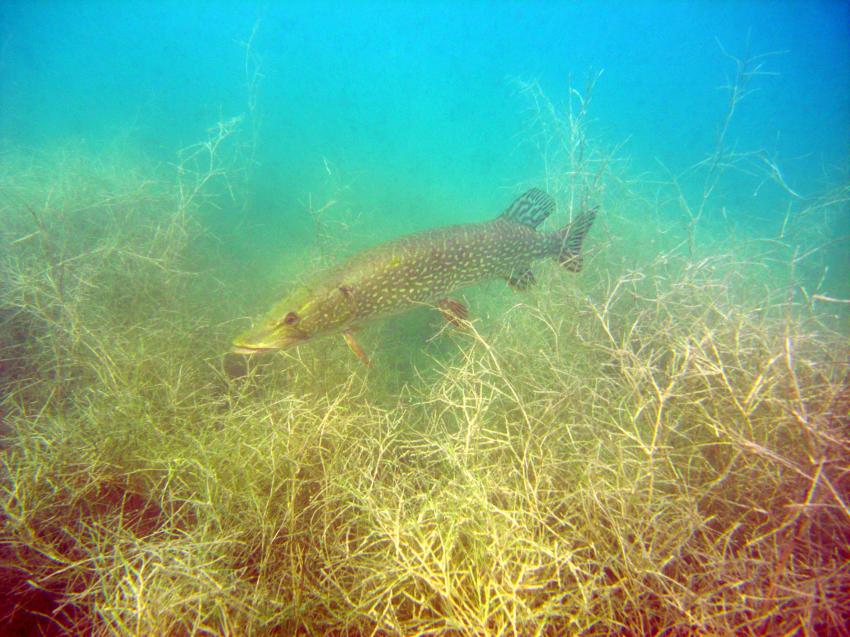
{"left": 232, "top": 189, "right": 596, "bottom": 362}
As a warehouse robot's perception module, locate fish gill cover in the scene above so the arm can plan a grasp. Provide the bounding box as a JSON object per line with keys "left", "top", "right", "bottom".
{"left": 0, "top": 1, "right": 848, "bottom": 635}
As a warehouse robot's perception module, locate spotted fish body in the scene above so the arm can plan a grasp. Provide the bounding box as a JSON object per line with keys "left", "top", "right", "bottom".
{"left": 232, "top": 189, "right": 596, "bottom": 356}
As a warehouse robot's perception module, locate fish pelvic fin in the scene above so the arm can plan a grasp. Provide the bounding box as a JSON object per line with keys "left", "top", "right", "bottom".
{"left": 552, "top": 206, "right": 598, "bottom": 272}
{"left": 437, "top": 298, "right": 469, "bottom": 326}
{"left": 499, "top": 188, "right": 555, "bottom": 229}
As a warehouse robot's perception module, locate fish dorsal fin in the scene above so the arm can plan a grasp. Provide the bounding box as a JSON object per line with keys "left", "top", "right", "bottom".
{"left": 499, "top": 188, "right": 555, "bottom": 229}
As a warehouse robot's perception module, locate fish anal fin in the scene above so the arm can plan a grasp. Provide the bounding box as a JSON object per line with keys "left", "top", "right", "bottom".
{"left": 437, "top": 298, "right": 469, "bottom": 326}
{"left": 342, "top": 330, "right": 371, "bottom": 366}
{"left": 506, "top": 268, "right": 536, "bottom": 291}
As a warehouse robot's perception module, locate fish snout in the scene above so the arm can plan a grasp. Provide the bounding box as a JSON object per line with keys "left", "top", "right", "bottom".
{"left": 231, "top": 321, "right": 309, "bottom": 355}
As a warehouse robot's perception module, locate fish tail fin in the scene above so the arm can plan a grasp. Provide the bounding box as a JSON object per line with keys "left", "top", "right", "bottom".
{"left": 552, "top": 207, "right": 597, "bottom": 272}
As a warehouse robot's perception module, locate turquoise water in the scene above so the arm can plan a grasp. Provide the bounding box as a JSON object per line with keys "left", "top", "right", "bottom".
{"left": 1, "top": 0, "right": 848, "bottom": 316}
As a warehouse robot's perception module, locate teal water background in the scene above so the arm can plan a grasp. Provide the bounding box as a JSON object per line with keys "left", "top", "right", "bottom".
{"left": 1, "top": 1, "right": 848, "bottom": 301}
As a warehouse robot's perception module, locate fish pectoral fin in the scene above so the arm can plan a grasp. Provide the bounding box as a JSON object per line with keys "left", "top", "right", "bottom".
{"left": 437, "top": 298, "right": 470, "bottom": 326}
{"left": 342, "top": 330, "right": 371, "bottom": 366}
{"left": 506, "top": 268, "right": 536, "bottom": 291}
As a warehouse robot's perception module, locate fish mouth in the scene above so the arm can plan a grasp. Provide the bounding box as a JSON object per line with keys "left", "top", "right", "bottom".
{"left": 230, "top": 345, "right": 276, "bottom": 355}
{"left": 231, "top": 333, "right": 309, "bottom": 355}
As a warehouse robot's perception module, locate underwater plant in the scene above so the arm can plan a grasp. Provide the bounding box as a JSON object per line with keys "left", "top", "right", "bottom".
{"left": 0, "top": 53, "right": 848, "bottom": 637}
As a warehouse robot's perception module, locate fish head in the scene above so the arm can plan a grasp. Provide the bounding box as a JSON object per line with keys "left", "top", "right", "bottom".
{"left": 231, "top": 282, "right": 358, "bottom": 355}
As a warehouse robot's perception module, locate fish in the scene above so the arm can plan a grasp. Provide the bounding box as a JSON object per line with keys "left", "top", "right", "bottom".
{"left": 232, "top": 188, "right": 596, "bottom": 361}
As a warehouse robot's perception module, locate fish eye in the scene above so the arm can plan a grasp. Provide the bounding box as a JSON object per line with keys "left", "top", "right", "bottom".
{"left": 281, "top": 311, "right": 300, "bottom": 326}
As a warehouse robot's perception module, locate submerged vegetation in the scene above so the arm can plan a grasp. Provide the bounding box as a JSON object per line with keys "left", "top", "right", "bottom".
{"left": 1, "top": 64, "right": 849, "bottom": 636}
